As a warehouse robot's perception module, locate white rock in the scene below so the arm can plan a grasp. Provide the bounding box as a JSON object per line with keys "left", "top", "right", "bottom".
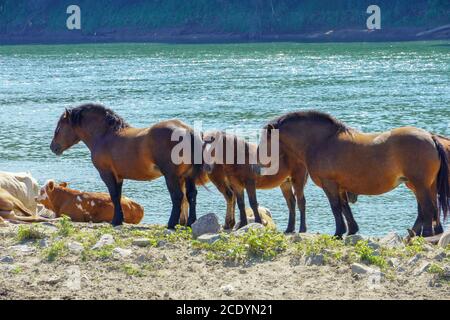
{"left": 197, "top": 233, "right": 221, "bottom": 244}
{"left": 344, "top": 234, "right": 364, "bottom": 246}
{"left": 305, "top": 254, "right": 325, "bottom": 266}
{"left": 0, "top": 256, "right": 14, "bottom": 264}
{"left": 38, "top": 239, "right": 49, "bottom": 248}
{"left": 234, "top": 223, "right": 264, "bottom": 236}
{"left": 9, "top": 244, "right": 35, "bottom": 254}
{"left": 191, "top": 213, "right": 221, "bottom": 238}
{"left": 67, "top": 241, "right": 84, "bottom": 253}
{"left": 437, "top": 231, "right": 450, "bottom": 248}
{"left": 407, "top": 254, "right": 423, "bottom": 266}
{"left": 132, "top": 238, "right": 151, "bottom": 247}
{"left": 414, "top": 261, "right": 431, "bottom": 276}
{"left": 91, "top": 234, "right": 114, "bottom": 250}
{"left": 351, "top": 263, "right": 378, "bottom": 275}
{"left": 379, "top": 232, "right": 404, "bottom": 248}
{"left": 113, "top": 247, "right": 132, "bottom": 259}
{"left": 221, "top": 284, "right": 234, "bottom": 296}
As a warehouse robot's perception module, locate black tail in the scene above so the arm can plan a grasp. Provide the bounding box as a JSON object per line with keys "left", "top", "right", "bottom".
{"left": 432, "top": 136, "right": 450, "bottom": 221}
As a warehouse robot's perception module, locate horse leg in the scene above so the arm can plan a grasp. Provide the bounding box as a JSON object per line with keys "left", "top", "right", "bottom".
{"left": 224, "top": 187, "right": 236, "bottom": 230}
{"left": 322, "top": 180, "right": 346, "bottom": 238}
{"left": 164, "top": 174, "right": 184, "bottom": 230}
{"left": 233, "top": 186, "right": 248, "bottom": 228}
{"left": 341, "top": 200, "right": 359, "bottom": 235}
{"left": 292, "top": 170, "right": 308, "bottom": 233}
{"left": 99, "top": 171, "right": 124, "bottom": 226}
{"left": 280, "top": 180, "right": 297, "bottom": 233}
{"left": 245, "top": 180, "right": 262, "bottom": 224}
{"left": 185, "top": 177, "right": 198, "bottom": 226}
{"left": 415, "top": 188, "right": 437, "bottom": 237}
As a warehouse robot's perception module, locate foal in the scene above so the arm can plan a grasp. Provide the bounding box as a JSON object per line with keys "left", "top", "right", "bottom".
{"left": 50, "top": 104, "right": 205, "bottom": 228}
{"left": 203, "top": 131, "right": 308, "bottom": 232}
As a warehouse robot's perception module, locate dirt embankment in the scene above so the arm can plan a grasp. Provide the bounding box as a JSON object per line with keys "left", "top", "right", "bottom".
{"left": 0, "top": 220, "right": 449, "bottom": 300}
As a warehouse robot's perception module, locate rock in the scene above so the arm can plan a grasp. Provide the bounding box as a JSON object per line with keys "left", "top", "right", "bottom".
{"left": 344, "top": 234, "right": 364, "bottom": 246}
{"left": 9, "top": 244, "right": 35, "bottom": 254}
{"left": 234, "top": 223, "right": 264, "bottom": 236}
{"left": 157, "top": 240, "right": 167, "bottom": 247}
{"left": 221, "top": 284, "right": 234, "bottom": 296}
{"left": 191, "top": 213, "right": 221, "bottom": 239}
{"left": 91, "top": 234, "right": 114, "bottom": 250}
{"left": 305, "top": 254, "right": 325, "bottom": 266}
{"left": 0, "top": 256, "right": 14, "bottom": 264}
{"left": 38, "top": 239, "right": 49, "bottom": 248}
{"left": 351, "top": 263, "right": 378, "bottom": 275}
{"left": 437, "top": 231, "right": 450, "bottom": 248}
{"left": 132, "top": 238, "right": 151, "bottom": 247}
{"left": 67, "top": 241, "right": 84, "bottom": 254}
{"left": 233, "top": 207, "right": 276, "bottom": 230}
{"left": 197, "top": 233, "right": 221, "bottom": 245}
{"left": 407, "top": 254, "right": 423, "bottom": 266}
{"left": 367, "top": 239, "right": 381, "bottom": 250}
{"left": 163, "top": 229, "right": 175, "bottom": 236}
{"left": 387, "top": 258, "right": 400, "bottom": 268}
{"left": 379, "top": 232, "right": 404, "bottom": 248}
{"left": 113, "top": 248, "right": 132, "bottom": 259}
{"left": 414, "top": 261, "right": 431, "bottom": 276}
{"left": 433, "top": 251, "right": 446, "bottom": 262}
{"left": 0, "top": 265, "right": 15, "bottom": 272}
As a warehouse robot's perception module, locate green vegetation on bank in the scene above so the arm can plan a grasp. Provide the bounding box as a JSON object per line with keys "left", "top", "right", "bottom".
{"left": 1, "top": 0, "right": 449, "bottom": 36}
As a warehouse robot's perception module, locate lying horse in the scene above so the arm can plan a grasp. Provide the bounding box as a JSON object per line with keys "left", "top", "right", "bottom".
{"left": 258, "top": 111, "right": 449, "bottom": 238}
{"left": 36, "top": 180, "right": 144, "bottom": 224}
{"left": 203, "top": 131, "right": 308, "bottom": 232}
{"left": 0, "top": 187, "right": 52, "bottom": 223}
{"left": 50, "top": 104, "right": 205, "bottom": 228}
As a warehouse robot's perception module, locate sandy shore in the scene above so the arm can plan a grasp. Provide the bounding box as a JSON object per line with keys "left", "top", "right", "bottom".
{"left": 0, "top": 220, "right": 448, "bottom": 300}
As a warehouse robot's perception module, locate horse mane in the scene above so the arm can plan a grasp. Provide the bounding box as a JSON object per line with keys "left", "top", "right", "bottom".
{"left": 66, "top": 103, "right": 130, "bottom": 132}
{"left": 265, "top": 110, "right": 349, "bottom": 134}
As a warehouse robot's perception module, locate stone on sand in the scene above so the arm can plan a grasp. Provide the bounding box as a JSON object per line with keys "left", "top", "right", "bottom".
{"left": 92, "top": 234, "right": 114, "bottom": 250}
{"left": 191, "top": 213, "right": 221, "bottom": 239}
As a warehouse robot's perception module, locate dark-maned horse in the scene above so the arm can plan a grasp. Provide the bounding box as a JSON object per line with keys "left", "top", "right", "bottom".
{"left": 203, "top": 131, "right": 308, "bottom": 232}
{"left": 50, "top": 104, "right": 204, "bottom": 228}
{"left": 258, "top": 111, "right": 449, "bottom": 238}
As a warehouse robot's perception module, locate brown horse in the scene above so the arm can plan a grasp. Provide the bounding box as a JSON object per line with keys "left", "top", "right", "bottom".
{"left": 203, "top": 131, "right": 308, "bottom": 232}
{"left": 50, "top": 104, "right": 205, "bottom": 228}
{"left": 258, "top": 111, "right": 449, "bottom": 238}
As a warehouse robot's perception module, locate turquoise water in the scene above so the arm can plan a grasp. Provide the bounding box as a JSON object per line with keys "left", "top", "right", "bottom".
{"left": 0, "top": 41, "right": 449, "bottom": 236}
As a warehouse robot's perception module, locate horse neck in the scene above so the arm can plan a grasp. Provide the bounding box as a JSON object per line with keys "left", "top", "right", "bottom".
{"left": 74, "top": 123, "right": 111, "bottom": 151}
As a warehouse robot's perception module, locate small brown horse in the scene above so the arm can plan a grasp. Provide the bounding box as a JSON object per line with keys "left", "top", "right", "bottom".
{"left": 50, "top": 104, "right": 205, "bottom": 228}
{"left": 203, "top": 131, "right": 308, "bottom": 232}
{"left": 258, "top": 111, "right": 449, "bottom": 237}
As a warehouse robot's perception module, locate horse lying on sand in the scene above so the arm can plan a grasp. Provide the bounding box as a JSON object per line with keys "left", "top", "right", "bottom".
{"left": 258, "top": 111, "right": 449, "bottom": 238}
{"left": 203, "top": 131, "right": 308, "bottom": 232}
{"left": 0, "top": 188, "right": 53, "bottom": 224}
{"left": 36, "top": 180, "right": 144, "bottom": 224}
{"left": 0, "top": 171, "right": 40, "bottom": 213}
{"left": 50, "top": 104, "right": 206, "bottom": 229}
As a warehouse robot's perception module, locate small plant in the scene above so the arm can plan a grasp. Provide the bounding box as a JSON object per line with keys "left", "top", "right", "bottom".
{"left": 428, "top": 263, "right": 445, "bottom": 276}
{"left": 57, "top": 215, "right": 74, "bottom": 237}
{"left": 44, "top": 240, "right": 67, "bottom": 262}
{"left": 16, "top": 224, "right": 45, "bottom": 241}
{"left": 193, "top": 228, "right": 287, "bottom": 262}
{"left": 405, "top": 237, "right": 425, "bottom": 256}
{"left": 122, "top": 264, "right": 144, "bottom": 277}
{"left": 354, "top": 240, "right": 388, "bottom": 270}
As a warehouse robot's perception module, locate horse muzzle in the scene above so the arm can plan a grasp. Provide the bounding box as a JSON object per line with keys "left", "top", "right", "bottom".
{"left": 50, "top": 142, "right": 63, "bottom": 156}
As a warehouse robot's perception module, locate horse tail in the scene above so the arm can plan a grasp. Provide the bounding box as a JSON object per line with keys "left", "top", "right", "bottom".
{"left": 189, "top": 130, "right": 208, "bottom": 186}
{"left": 432, "top": 136, "right": 450, "bottom": 221}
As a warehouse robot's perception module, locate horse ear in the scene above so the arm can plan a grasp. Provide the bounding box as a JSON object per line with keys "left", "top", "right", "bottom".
{"left": 59, "top": 182, "right": 68, "bottom": 188}
{"left": 63, "top": 108, "right": 70, "bottom": 119}
{"left": 47, "top": 180, "right": 55, "bottom": 191}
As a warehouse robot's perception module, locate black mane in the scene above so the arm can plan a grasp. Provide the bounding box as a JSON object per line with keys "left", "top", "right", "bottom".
{"left": 66, "top": 103, "right": 130, "bottom": 132}
{"left": 265, "top": 110, "right": 349, "bottom": 133}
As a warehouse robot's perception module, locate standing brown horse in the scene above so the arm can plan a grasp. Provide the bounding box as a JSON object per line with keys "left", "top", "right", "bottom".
{"left": 203, "top": 131, "right": 308, "bottom": 232}
{"left": 258, "top": 111, "right": 449, "bottom": 238}
{"left": 50, "top": 104, "right": 204, "bottom": 228}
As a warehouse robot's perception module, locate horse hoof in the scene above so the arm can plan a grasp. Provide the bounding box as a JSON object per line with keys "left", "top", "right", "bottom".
{"left": 333, "top": 234, "right": 344, "bottom": 240}
{"left": 284, "top": 228, "right": 295, "bottom": 234}
{"left": 434, "top": 224, "right": 444, "bottom": 235}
